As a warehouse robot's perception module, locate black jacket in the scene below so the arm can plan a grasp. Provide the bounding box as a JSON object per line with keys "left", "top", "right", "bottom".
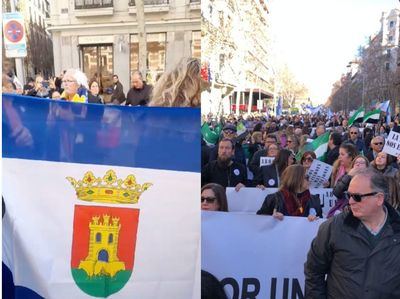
{"left": 111, "top": 81, "right": 125, "bottom": 104}
{"left": 201, "top": 160, "right": 247, "bottom": 188}
{"left": 332, "top": 174, "right": 352, "bottom": 199}
{"left": 248, "top": 148, "right": 267, "bottom": 177}
{"left": 253, "top": 164, "right": 279, "bottom": 187}
{"left": 304, "top": 202, "right": 400, "bottom": 299}
{"left": 126, "top": 83, "right": 152, "bottom": 106}
{"left": 325, "top": 146, "right": 339, "bottom": 166}
{"left": 256, "top": 190, "right": 323, "bottom": 217}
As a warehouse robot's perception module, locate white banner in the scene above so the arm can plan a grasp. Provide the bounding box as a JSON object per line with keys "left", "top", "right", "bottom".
{"left": 226, "top": 187, "right": 337, "bottom": 217}
{"left": 202, "top": 212, "right": 324, "bottom": 299}
{"left": 383, "top": 130, "right": 400, "bottom": 157}
{"left": 307, "top": 160, "right": 332, "bottom": 188}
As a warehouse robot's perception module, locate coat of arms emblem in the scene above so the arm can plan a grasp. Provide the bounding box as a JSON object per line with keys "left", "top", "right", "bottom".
{"left": 67, "top": 170, "right": 152, "bottom": 297}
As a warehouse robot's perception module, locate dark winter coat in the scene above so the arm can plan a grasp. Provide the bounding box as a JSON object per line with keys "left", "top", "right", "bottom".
{"left": 304, "top": 202, "right": 400, "bottom": 299}
{"left": 256, "top": 190, "right": 322, "bottom": 217}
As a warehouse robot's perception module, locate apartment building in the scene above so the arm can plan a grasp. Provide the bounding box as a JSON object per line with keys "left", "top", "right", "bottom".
{"left": 47, "top": 0, "right": 200, "bottom": 91}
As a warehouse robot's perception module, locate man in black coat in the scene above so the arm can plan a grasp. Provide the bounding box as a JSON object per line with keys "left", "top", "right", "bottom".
{"left": 111, "top": 74, "right": 126, "bottom": 104}
{"left": 326, "top": 132, "right": 341, "bottom": 165}
{"left": 126, "top": 71, "right": 152, "bottom": 106}
{"left": 202, "top": 138, "right": 247, "bottom": 190}
{"left": 305, "top": 169, "right": 400, "bottom": 299}
{"left": 365, "top": 136, "right": 384, "bottom": 162}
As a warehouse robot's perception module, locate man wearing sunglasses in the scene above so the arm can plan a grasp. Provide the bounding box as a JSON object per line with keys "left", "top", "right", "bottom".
{"left": 343, "top": 126, "right": 366, "bottom": 154}
{"left": 365, "top": 136, "right": 385, "bottom": 162}
{"left": 305, "top": 168, "right": 400, "bottom": 299}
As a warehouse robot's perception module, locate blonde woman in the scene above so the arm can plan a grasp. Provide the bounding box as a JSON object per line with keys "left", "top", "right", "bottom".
{"left": 149, "top": 57, "right": 201, "bottom": 107}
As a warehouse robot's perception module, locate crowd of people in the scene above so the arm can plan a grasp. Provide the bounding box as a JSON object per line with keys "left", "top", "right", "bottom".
{"left": 201, "top": 111, "right": 400, "bottom": 299}
{"left": 201, "top": 111, "right": 400, "bottom": 219}
{"left": 2, "top": 57, "right": 202, "bottom": 108}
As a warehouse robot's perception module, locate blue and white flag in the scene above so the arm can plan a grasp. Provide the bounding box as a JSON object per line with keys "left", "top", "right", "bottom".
{"left": 3, "top": 94, "right": 200, "bottom": 299}
{"left": 377, "top": 100, "right": 390, "bottom": 113}
{"left": 276, "top": 97, "right": 283, "bottom": 116}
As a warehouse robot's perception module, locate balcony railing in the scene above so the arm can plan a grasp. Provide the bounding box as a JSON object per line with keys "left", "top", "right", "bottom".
{"left": 129, "top": 0, "right": 169, "bottom": 5}
{"left": 189, "top": 0, "right": 200, "bottom": 2}
{"left": 75, "top": 0, "right": 113, "bottom": 9}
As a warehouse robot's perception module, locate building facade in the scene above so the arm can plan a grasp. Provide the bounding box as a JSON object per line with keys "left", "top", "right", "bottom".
{"left": 47, "top": 0, "right": 200, "bottom": 93}
{"left": 201, "top": 0, "right": 273, "bottom": 116}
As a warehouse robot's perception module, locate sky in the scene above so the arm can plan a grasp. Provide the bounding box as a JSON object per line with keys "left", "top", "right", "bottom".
{"left": 268, "top": 0, "right": 399, "bottom": 105}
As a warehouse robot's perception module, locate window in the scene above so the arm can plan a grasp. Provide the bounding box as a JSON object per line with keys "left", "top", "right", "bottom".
{"left": 129, "top": 33, "right": 166, "bottom": 84}
{"left": 191, "top": 31, "right": 201, "bottom": 59}
{"left": 75, "top": 0, "right": 113, "bottom": 9}
{"left": 96, "top": 232, "right": 101, "bottom": 242}
{"left": 385, "top": 62, "right": 390, "bottom": 71}
{"left": 390, "top": 21, "right": 394, "bottom": 28}
{"left": 108, "top": 234, "right": 113, "bottom": 244}
{"left": 130, "top": 34, "right": 139, "bottom": 76}
{"left": 389, "top": 36, "right": 393, "bottom": 42}
{"left": 147, "top": 33, "right": 166, "bottom": 82}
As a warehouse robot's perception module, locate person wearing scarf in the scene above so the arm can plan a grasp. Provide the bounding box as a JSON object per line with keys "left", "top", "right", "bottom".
{"left": 256, "top": 164, "right": 322, "bottom": 221}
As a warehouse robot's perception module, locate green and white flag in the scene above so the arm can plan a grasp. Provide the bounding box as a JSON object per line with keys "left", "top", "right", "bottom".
{"left": 236, "top": 122, "right": 247, "bottom": 137}
{"left": 348, "top": 107, "right": 365, "bottom": 126}
{"left": 296, "top": 132, "right": 330, "bottom": 162}
{"left": 363, "top": 109, "right": 381, "bottom": 124}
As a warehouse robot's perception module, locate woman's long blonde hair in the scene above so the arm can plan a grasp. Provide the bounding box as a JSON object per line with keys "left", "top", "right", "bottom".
{"left": 149, "top": 57, "right": 201, "bottom": 107}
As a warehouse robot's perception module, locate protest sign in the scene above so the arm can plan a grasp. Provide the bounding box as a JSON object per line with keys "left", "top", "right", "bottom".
{"left": 260, "top": 156, "right": 275, "bottom": 167}
{"left": 382, "top": 130, "right": 400, "bottom": 157}
{"left": 202, "top": 212, "right": 324, "bottom": 299}
{"left": 307, "top": 159, "right": 332, "bottom": 188}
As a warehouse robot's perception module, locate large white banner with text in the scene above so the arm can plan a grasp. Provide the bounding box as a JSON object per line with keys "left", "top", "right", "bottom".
{"left": 202, "top": 212, "right": 324, "bottom": 299}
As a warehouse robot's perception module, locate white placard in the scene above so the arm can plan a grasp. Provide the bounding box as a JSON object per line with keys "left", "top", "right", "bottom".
{"left": 260, "top": 156, "right": 275, "bottom": 167}
{"left": 382, "top": 130, "right": 400, "bottom": 157}
{"left": 202, "top": 212, "right": 324, "bottom": 299}
{"left": 307, "top": 160, "right": 332, "bottom": 188}
{"left": 226, "top": 187, "right": 337, "bottom": 217}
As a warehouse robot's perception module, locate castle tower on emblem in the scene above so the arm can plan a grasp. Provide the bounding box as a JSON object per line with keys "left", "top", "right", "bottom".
{"left": 79, "top": 214, "right": 125, "bottom": 277}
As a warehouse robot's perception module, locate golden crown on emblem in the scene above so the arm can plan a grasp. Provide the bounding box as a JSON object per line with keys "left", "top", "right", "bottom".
{"left": 66, "top": 170, "right": 152, "bottom": 204}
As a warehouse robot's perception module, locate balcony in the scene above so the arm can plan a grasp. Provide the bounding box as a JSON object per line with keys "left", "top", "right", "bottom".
{"left": 128, "top": 0, "right": 169, "bottom": 14}
{"left": 74, "top": 0, "right": 114, "bottom": 16}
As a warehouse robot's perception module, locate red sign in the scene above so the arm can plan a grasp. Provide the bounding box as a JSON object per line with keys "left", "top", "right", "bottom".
{"left": 4, "top": 20, "right": 24, "bottom": 43}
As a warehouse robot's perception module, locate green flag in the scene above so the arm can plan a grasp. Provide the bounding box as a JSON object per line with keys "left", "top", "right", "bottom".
{"left": 296, "top": 132, "right": 330, "bottom": 162}
{"left": 348, "top": 107, "right": 365, "bottom": 126}
{"left": 201, "top": 123, "right": 219, "bottom": 144}
{"left": 363, "top": 109, "right": 381, "bottom": 123}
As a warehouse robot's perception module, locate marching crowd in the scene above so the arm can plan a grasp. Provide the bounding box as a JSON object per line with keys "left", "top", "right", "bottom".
{"left": 201, "top": 111, "right": 400, "bottom": 299}
{"left": 201, "top": 112, "right": 400, "bottom": 219}
{"left": 2, "top": 57, "right": 202, "bottom": 108}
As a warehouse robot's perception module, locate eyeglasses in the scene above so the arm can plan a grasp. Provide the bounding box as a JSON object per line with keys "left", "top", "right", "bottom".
{"left": 287, "top": 140, "right": 292, "bottom": 143}
{"left": 223, "top": 130, "right": 235, "bottom": 134}
{"left": 201, "top": 197, "right": 216, "bottom": 204}
{"left": 303, "top": 157, "right": 313, "bottom": 162}
{"left": 373, "top": 142, "right": 383, "bottom": 145}
{"left": 350, "top": 132, "right": 358, "bottom": 135}
{"left": 343, "top": 191, "right": 378, "bottom": 202}
{"left": 62, "top": 80, "right": 77, "bottom": 84}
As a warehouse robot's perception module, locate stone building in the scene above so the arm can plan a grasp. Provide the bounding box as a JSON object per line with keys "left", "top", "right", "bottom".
{"left": 201, "top": 0, "right": 273, "bottom": 116}
{"left": 47, "top": 0, "right": 200, "bottom": 92}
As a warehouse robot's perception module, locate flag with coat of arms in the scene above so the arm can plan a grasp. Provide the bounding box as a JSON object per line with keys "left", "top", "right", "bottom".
{"left": 3, "top": 94, "right": 200, "bottom": 299}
